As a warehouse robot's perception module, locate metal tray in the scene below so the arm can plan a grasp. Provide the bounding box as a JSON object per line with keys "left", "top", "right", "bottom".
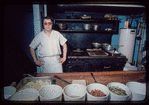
{"left": 16, "top": 76, "right": 53, "bottom": 92}
{"left": 86, "top": 49, "right": 108, "bottom": 56}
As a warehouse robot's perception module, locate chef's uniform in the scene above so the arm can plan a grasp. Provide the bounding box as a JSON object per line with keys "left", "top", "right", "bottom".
{"left": 29, "top": 30, "right": 67, "bottom": 73}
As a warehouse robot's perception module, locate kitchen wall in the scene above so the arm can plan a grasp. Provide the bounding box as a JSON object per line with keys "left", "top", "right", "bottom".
{"left": 4, "top": 5, "right": 146, "bottom": 77}
{"left": 4, "top": 5, "right": 34, "bottom": 62}
{"left": 4, "top": 5, "right": 36, "bottom": 85}
{"left": 111, "top": 14, "right": 146, "bottom": 65}
{"left": 52, "top": 11, "right": 114, "bottom": 49}
{"left": 51, "top": 10, "right": 146, "bottom": 64}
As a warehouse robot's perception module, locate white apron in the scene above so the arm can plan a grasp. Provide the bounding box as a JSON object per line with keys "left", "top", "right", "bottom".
{"left": 39, "top": 55, "right": 63, "bottom": 73}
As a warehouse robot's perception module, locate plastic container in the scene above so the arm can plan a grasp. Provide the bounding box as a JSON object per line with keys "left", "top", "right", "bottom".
{"left": 4, "top": 86, "right": 16, "bottom": 100}
{"left": 126, "top": 81, "right": 146, "bottom": 101}
{"left": 39, "top": 85, "right": 63, "bottom": 101}
{"left": 10, "top": 88, "right": 39, "bottom": 101}
{"left": 63, "top": 84, "right": 86, "bottom": 101}
{"left": 86, "top": 83, "right": 110, "bottom": 101}
{"left": 107, "top": 82, "right": 132, "bottom": 101}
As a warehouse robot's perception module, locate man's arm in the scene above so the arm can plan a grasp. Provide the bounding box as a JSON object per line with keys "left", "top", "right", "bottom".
{"left": 58, "top": 43, "right": 67, "bottom": 64}
{"left": 62, "top": 43, "right": 67, "bottom": 59}
{"left": 30, "top": 47, "right": 44, "bottom": 66}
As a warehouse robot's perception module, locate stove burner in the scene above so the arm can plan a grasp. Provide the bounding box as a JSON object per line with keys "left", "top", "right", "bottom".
{"left": 69, "top": 49, "right": 88, "bottom": 56}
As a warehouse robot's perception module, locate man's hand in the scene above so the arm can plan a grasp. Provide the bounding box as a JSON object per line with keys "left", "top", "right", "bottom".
{"left": 58, "top": 57, "right": 66, "bottom": 64}
{"left": 35, "top": 60, "right": 44, "bottom": 67}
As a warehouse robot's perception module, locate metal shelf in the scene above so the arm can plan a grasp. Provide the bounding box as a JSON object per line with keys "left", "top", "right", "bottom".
{"left": 54, "top": 19, "right": 119, "bottom": 23}
{"left": 58, "top": 30, "right": 117, "bottom": 34}
{"left": 54, "top": 19, "right": 119, "bottom": 34}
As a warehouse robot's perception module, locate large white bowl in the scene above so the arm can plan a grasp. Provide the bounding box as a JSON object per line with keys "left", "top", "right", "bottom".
{"left": 10, "top": 88, "right": 39, "bottom": 101}
{"left": 4, "top": 86, "right": 16, "bottom": 100}
{"left": 126, "top": 81, "right": 146, "bottom": 101}
{"left": 63, "top": 84, "right": 86, "bottom": 101}
{"left": 39, "top": 85, "right": 63, "bottom": 101}
{"left": 107, "top": 82, "right": 132, "bottom": 101}
{"left": 86, "top": 83, "right": 110, "bottom": 101}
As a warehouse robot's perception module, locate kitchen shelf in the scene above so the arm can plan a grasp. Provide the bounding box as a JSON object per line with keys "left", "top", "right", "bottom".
{"left": 54, "top": 19, "right": 119, "bottom": 23}
{"left": 58, "top": 30, "right": 117, "bottom": 34}
{"left": 54, "top": 19, "right": 119, "bottom": 34}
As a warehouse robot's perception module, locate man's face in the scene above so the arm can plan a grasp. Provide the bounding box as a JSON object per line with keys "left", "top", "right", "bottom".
{"left": 43, "top": 19, "right": 53, "bottom": 31}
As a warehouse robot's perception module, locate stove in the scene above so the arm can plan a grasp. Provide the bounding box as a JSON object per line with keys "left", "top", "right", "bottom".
{"left": 69, "top": 49, "right": 89, "bottom": 56}
{"left": 64, "top": 48, "right": 127, "bottom": 72}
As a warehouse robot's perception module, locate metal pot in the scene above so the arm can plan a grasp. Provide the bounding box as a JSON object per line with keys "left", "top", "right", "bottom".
{"left": 58, "top": 23, "right": 67, "bottom": 30}
{"left": 92, "top": 42, "right": 101, "bottom": 49}
{"left": 102, "top": 44, "right": 114, "bottom": 51}
{"left": 93, "top": 25, "right": 101, "bottom": 31}
{"left": 83, "top": 24, "right": 93, "bottom": 30}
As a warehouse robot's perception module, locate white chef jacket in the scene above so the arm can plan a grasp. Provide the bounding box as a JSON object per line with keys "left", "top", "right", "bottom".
{"left": 29, "top": 30, "right": 67, "bottom": 57}
{"left": 29, "top": 30, "right": 67, "bottom": 73}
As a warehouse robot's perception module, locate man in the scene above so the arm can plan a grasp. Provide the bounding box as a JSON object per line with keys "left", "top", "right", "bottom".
{"left": 29, "top": 16, "right": 67, "bottom": 73}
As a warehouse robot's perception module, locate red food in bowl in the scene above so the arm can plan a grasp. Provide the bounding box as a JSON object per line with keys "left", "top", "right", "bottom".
{"left": 89, "top": 89, "right": 106, "bottom": 97}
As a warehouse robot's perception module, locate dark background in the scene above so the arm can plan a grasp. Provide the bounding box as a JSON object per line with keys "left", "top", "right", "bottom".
{"left": 4, "top": 3, "right": 146, "bottom": 86}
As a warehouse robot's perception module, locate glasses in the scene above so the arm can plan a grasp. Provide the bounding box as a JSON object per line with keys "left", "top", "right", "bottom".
{"left": 44, "top": 22, "right": 53, "bottom": 26}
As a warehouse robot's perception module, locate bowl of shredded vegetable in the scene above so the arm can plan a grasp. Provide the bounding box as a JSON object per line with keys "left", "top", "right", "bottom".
{"left": 107, "top": 82, "right": 132, "bottom": 101}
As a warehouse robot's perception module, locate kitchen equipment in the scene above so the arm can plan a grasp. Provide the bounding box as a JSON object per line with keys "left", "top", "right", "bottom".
{"left": 10, "top": 88, "right": 39, "bottom": 101}
{"left": 90, "top": 73, "right": 97, "bottom": 83}
{"left": 58, "top": 23, "right": 67, "bottom": 30}
{"left": 124, "top": 21, "right": 129, "bottom": 28}
{"left": 63, "top": 84, "right": 86, "bottom": 101}
{"left": 110, "top": 51, "right": 121, "bottom": 56}
{"left": 104, "top": 13, "right": 113, "bottom": 20}
{"left": 81, "top": 14, "right": 91, "bottom": 19}
{"left": 126, "top": 82, "right": 146, "bottom": 101}
{"left": 124, "top": 16, "right": 129, "bottom": 28}
{"left": 54, "top": 75, "right": 71, "bottom": 84}
{"left": 105, "top": 28, "right": 112, "bottom": 31}
{"left": 92, "top": 42, "right": 101, "bottom": 49}
{"left": 39, "top": 85, "right": 63, "bottom": 101}
{"left": 128, "top": 14, "right": 134, "bottom": 28}
{"left": 107, "top": 82, "right": 132, "bottom": 101}
{"left": 86, "top": 83, "right": 110, "bottom": 101}
{"left": 4, "top": 86, "right": 16, "bottom": 100}
{"left": 118, "top": 28, "right": 136, "bottom": 63}
{"left": 83, "top": 24, "right": 93, "bottom": 30}
{"left": 93, "top": 25, "right": 100, "bottom": 31}
{"left": 16, "top": 76, "right": 53, "bottom": 92}
{"left": 86, "top": 49, "right": 108, "bottom": 56}
{"left": 102, "top": 44, "right": 114, "bottom": 52}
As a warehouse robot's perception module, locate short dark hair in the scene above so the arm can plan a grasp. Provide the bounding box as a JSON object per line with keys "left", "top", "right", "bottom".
{"left": 42, "top": 16, "right": 54, "bottom": 24}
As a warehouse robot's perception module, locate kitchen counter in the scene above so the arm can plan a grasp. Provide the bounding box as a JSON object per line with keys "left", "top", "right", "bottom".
{"left": 36, "top": 70, "right": 146, "bottom": 88}
{"left": 8, "top": 70, "right": 146, "bottom": 102}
